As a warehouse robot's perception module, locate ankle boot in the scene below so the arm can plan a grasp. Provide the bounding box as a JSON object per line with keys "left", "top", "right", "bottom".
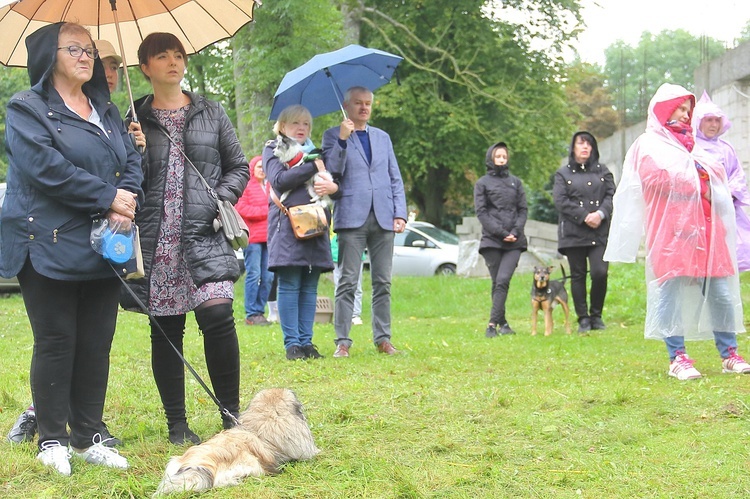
{"left": 194, "top": 303, "right": 241, "bottom": 422}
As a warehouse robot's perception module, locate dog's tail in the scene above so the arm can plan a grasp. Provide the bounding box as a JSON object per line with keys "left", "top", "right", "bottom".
{"left": 560, "top": 264, "right": 567, "bottom": 281}
{"left": 154, "top": 463, "right": 214, "bottom": 496}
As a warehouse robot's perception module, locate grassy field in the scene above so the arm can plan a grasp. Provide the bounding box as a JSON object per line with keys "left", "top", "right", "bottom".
{"left": 1, "top": 262, "right": 750, "bottom": 498}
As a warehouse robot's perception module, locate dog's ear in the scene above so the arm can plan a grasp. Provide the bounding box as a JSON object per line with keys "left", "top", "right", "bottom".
{"left": 547, "top": 265, "right": 555, "bottom": 272}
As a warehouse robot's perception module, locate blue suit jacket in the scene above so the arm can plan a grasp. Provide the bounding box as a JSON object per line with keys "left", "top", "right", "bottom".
{"left": 322, "top": 125, "right": 407, "bottom": 231}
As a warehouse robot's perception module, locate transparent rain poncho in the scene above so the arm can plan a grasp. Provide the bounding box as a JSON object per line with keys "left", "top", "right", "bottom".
{"left": 604, "top": 83, "right": 744, "bottom": 340}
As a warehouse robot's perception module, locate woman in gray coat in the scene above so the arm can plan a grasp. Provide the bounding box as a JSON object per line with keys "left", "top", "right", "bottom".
{"left": 474, "top": 142, "right": 528, "bottom": 337}
{"left": 553, "top": 131, "right": 615, "bottom": 333}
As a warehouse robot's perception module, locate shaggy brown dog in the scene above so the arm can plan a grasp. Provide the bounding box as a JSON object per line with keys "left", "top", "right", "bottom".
{"left": 154, "top": 388, "right": 320, "bottom": 496}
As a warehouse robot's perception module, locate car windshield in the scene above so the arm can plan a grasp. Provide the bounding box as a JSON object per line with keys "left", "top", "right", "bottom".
{"left": 414, "top": 225, "right": 459, "bottom": 245}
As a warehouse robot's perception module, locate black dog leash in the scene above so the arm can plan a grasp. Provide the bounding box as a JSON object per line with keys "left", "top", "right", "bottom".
{"left": 113, "top": 266, "right": 240, "bottom": 427}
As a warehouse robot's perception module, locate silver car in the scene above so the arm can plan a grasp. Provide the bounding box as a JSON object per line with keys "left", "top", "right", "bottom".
{"left": 391, "top": 221, "right": 459, "bottom": 276}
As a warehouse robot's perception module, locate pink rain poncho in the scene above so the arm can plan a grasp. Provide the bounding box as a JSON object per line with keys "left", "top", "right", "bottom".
{"left": 604, "top": 83, "right": 744, "bottom": 340}
{"left": 692, "top": 90, "right": 750, "bottom": 271}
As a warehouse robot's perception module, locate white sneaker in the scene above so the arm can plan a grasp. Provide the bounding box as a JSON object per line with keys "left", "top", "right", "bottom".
{"left": 722, "top": 350, "right": 750, "bottom": 374}
{"left": 72, "top": 433, "right": 128, "bottom": 469}
{"left": 351, "top": 316, "right": 363, "bottom": 326}
{"left": 668, "top": 354, "right": 702, "bottom": 380}
{"left": 37, "top": 440, "right": 72, "bottom": 476}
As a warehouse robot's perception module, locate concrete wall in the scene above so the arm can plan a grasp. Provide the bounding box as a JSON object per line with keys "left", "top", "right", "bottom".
{"left": 456, "top": 218, "right": 564, "bottom": 278}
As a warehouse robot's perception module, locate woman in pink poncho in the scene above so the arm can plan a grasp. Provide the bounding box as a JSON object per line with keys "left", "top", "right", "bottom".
{"left": 692, "top": 90, "right": 750, "bottom": 271}
{"left": 604, "top": 83, "right": 748, "bottom": 380}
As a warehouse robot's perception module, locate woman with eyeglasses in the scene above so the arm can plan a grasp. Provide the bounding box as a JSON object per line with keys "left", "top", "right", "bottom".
{"left": 1, "top": 22, "right": 142, "bottom": 475}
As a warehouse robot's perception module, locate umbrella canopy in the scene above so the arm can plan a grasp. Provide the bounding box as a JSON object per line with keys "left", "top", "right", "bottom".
{"left": 270, "top": 44, "right": 403, "bottom": 120}
{"left": 0, "top": 0, "right": 260, "bottom": 67}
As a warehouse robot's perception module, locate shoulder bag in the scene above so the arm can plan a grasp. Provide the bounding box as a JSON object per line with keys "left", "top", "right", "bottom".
{"left": 270, "top": 188, "right": 328, "bottom": 240}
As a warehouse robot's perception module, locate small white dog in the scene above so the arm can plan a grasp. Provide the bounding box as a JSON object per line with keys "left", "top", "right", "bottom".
{"left": 273, "top": 134, "right": 333, "bottom": 208}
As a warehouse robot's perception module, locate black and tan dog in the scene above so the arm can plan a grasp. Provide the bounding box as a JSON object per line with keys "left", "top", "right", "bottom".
{"left": 531, "top": 265, "right": 571, "bottom": 336}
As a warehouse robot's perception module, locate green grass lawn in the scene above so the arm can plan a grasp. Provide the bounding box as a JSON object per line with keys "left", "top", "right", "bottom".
{"left": 1, "top": 263, "right": 750, "bottom": 498}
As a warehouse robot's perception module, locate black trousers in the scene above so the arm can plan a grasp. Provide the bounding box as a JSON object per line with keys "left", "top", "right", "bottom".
{"left": 564, "top": 245, "right": 609, "bottom": 320}
{"left": 482, "top": 248, "right": 522, "bottom": 325}
{"left": 150, "top": 303, "right": 240, "bottom": 428}
{"left": 17, "top": 259, "right": 121, "bottom": 450}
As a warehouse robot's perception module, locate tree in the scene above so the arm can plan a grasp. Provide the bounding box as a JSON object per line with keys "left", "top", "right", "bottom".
{"left": 564, "top": 61, "right": 619, "bottom": 139}
{"left": 0, "top": 66, "right": 31, "bottom": 181}
{"left": 352, "top": 0, "right": 583, "bottom": 228}
{"left": 232, "top": 1, "right": 345, "bottom": 156}
{"left": 603, "top": 30, "right": 725, "bottom": 126}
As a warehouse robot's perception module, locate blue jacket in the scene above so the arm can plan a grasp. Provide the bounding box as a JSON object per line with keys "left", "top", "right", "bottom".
{"left": 0, "top": 23, "right": 143, "bottom": 280}
{"left": 322, "top": 125, "right": 407, "bottom": 231}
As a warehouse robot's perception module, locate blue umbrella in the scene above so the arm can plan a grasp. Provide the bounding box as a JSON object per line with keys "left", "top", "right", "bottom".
{"left": 269, "top": 44, "right": 403, "bottom": 120}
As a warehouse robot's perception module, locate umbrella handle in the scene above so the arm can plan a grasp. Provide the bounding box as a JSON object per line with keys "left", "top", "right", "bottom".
{"left": 109, "top": 1, "right": 144, "bottom": 153}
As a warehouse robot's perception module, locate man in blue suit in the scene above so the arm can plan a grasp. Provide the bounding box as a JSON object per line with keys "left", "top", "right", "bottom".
{"left": 322, "top": 86, "right": 408, "bottom": 357}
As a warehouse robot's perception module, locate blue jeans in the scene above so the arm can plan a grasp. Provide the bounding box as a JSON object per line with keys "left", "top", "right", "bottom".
{"left": 661, "top": 276, "right": 737, "bottom": 360}
{"left": 243, "top": 243, "right": 273, "bottom": 318}
{"left": 276, "top": 266, "right": 321, "bottom": 349}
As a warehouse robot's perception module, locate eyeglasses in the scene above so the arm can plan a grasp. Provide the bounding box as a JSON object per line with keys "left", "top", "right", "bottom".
{"left": 57, "top": 45, "right": 99, "bottom": 59}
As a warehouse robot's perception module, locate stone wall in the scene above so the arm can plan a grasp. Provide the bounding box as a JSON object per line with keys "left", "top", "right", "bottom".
{"left": 455, "top": 218, "right": 565, "bottom": 277}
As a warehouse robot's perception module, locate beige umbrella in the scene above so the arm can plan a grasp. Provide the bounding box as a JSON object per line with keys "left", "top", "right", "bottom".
{"left": 0, "top": 0, "right": 261, "bottom": 120}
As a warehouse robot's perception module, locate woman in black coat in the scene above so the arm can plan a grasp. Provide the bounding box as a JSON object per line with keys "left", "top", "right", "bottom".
{"left": 474, "top": 142, "right": 528, "bottom": 337}
{"left": 123, "top": 33, "right": 249, "bottom": 444}
{"left": 553, "top": 131, "right": 615, "bottom": 334}
{"left": 264, "top": 105, "right": 340, "bottom": 360}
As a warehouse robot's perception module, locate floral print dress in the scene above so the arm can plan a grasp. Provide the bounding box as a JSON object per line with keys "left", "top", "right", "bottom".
{"left": 149, "top": 105, "right": 233, "bottom": 316}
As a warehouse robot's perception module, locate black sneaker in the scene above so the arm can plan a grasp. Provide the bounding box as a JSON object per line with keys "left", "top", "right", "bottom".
{"left": 578, "top": 317, "right": 592, "bottom": 334}
{"left": 7, "top": 409, "right": 36, "bottom": 444}
{"left": 301, "top": 344, "right": 324, "bottom": 359}
{"left": 168, "top": 421, "right": 201, "bottom": 445}
{"left": 499, "top": 323, "right": 516, "bottom": 335}
{"left": 286, "top": 345, "right": 306, "bottom": 360}
{"left": 99, "top": 422, "right": 122, "bottom": 448}
{"left": 590, "top": 317, "right": 606, "bottom": 330}
{"left": 485, "top": 325, "right": 498, "bottom": 338}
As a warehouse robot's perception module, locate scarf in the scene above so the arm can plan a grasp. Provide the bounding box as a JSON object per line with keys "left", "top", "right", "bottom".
{"left": 666, "top": 120, "right": 695, "bottom": 152}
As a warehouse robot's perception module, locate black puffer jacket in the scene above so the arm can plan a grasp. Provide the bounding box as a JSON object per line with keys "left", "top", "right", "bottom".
{"left": 122, "top": 92, "right": 249, "bottom": 310}
{"left": 552, "top": 131, "right": 615, "bottom": 253}
{"left": 474, "top": 142, "right": 528, "bottom": 253}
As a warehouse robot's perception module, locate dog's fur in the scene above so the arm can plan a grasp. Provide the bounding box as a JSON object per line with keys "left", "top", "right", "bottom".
{"left": 531, "top": 265, "right": 571, "bottom": 336}
{"left": 154, "top": 388, "right": 320, "bottom": 496}
{"left": 273, "top": 134, "right": 333, "bottom": 208}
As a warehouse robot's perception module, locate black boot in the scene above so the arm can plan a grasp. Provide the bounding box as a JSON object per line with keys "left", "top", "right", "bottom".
{"left": 151, "top": 315, "right": 200, "bottom": 442}
{"left": 194, "top": 303, "right": 241, "bottom": 428}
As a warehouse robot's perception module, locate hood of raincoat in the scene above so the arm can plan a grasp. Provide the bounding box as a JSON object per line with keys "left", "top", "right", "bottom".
{"left": 484, "top": 141, "right": 510, "bottom": 177}
{"left": 567, "top": 131, "right": 600, "bottom": 168}
{"left": 692, "top": 90, "right": 732, "bottom": 140}
{"left": 25, "top": 22, "right": 108, "bottom": 99}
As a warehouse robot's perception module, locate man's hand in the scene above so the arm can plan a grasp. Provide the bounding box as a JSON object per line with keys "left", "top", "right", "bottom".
{"left": 339, "top": 119, "right": 355, "bottom": 141}
{"left": 394, "top": 218, "right": 406, "bottom": 233}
